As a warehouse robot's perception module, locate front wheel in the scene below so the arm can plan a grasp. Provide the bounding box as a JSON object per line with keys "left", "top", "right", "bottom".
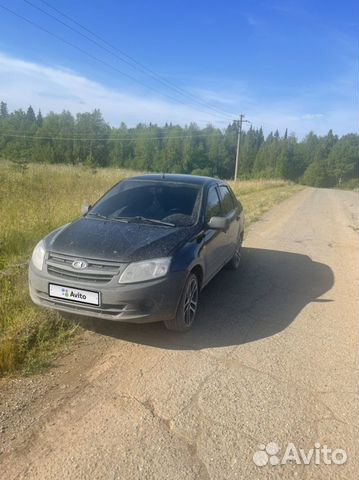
{"left": 164, "top": 273, "right": 199, "bottom": 332}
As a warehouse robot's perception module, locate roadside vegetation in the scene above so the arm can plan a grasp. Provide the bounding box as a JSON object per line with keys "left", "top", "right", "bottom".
{"left": 0, "top": 162, "right": 301, "bottom": 376}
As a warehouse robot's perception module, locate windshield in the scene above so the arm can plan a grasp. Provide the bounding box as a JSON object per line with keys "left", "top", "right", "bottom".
{"left": 88, "top": 180, "right": 202, "bottom": 227}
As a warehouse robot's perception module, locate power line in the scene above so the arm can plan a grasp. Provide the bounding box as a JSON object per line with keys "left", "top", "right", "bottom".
{"left": 0, "top": 132, "right": 225, "bottom": 142}
{"left": 25, "top": 0, "right": 236, "bottom": 120}
{"left": 0, "top": 3, "right": 231, "bottom": 122}
{"left": 34, "top": 0, "right": 235, "bottom": 120}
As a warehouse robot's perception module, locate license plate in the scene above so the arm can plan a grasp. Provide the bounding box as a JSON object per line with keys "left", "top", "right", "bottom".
{"left": 49, "top": 284, "right": 99, "bottom": 306}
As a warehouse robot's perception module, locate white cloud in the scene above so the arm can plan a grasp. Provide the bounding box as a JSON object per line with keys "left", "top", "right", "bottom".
{"left": 301, "top": 113, "right": 323, "bottom": 120}
{"left": 0, "top": 52, "right": 228, "bottom": 126}
{"left": 249, "top": 106, "right": 357, "bottom": 138}
{"left": 191, "top": 85, "right": 248, "bottom": 106}
{"left": 0, "top": 51, "right": 357, "bottom": 137}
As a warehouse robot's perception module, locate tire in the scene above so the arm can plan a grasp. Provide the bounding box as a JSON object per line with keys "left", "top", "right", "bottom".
{"left": 226, "top": 235, "right": 243, "bottom": 270}
{"left": 164, "top": 273, "right": 199, "bottom": 332}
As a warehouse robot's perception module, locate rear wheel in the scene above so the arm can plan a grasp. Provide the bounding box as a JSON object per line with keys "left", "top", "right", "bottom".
{"left": 226, "top": 234, "right": 243, "bottom": 270}
{"left": 164, "top": 273, "right": 199, "bottom": 332}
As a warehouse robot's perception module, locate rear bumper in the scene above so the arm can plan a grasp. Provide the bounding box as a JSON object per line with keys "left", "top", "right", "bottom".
{"left": 28, "top": 263, "right": 186, "bottom": 323}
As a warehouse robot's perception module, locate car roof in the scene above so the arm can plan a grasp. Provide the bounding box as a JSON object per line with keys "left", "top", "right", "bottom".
{"left": 128, "top": 173, "right": 224, "bottom": 186}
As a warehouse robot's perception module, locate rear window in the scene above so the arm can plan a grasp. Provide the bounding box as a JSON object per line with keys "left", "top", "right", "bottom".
{"left": 219, "top": 186, "right": 235, "bottom": 215}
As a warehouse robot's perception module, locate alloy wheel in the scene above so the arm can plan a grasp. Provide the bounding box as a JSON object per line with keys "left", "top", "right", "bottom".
{"left": 183, "top": 276, "right": 199, "bottom": 326}
{"left": 233, "top": 247, "right": 241, "bottom": 268}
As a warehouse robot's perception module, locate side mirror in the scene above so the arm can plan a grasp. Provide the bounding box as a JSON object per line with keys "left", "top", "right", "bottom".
{"left": 81, "top": 204, "right": 91, "bottom": 215}
{"left": 208, "top": 216, "right": 228, "bottom": 231}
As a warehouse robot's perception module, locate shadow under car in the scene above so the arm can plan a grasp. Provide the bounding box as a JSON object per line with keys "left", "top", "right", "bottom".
{"left": 71, "top": 247, "right": 334, "bottom": 350}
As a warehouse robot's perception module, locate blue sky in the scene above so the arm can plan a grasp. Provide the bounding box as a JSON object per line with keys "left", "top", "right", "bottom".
{"left": 0, "top": 0, "right": 357, "bottom": 137}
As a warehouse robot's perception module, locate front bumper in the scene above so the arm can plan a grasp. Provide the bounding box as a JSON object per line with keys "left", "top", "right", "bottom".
{"left": 29, "top": 263, "right": 186, "bottom": 323}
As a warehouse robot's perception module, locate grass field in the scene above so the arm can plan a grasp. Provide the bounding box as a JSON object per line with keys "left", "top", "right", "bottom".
{"left": 0, "top": 162, "right": 301, "bottom": 375}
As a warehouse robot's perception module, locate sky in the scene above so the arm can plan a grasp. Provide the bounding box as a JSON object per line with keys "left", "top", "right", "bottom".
{"left": 0, "top": 0, "right": 357, "bottom": 137}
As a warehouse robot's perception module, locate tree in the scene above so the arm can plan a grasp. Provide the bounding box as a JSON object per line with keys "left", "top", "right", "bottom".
{"left": 74, "top": 109, "right": 110, "bottom": 166}
{"left": 222, "top": 122, "right": 237, "bottom": 178}
{"left": 36, "top": 110, "right": 43, "bottom": 128}
{"left": 0, "top": 101, "right": 358, "bottom": 188}
{"left": 240, "top": 127, "right": 262, "bottom": 177}
{"left": 133, "top": 124, "right": 161, "bottom": 171}
{"left": 276, "top": 149, "right": 291, "bottom": 179}
{"left": 302, "top": 160, "right": 335, "bottom": 187}
{"left": 33, "top": 111, "right": 75, "bottom": 164}
{"left": 0, "top": 101, "right": 8, "bottom": 117}
{"left": 109, "top": 123, "right": 131, "bottom": 167}
{"left": 327, "top": 134, "right": 359, "bottom": 184}
{"left": 26, "top": 106, "right": 36, "bottom": 124}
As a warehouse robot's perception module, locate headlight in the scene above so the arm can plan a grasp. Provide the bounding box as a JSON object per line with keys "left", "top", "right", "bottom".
{"left": 31, "top": 240, "right": 46, "bottom": 271}
{"left": 119, "top": 257, "right": 171, "bottom": 284}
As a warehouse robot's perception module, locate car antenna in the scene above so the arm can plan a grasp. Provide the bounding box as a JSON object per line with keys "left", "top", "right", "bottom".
{"left": 161, "top": 172, "right": 165, "bottom": 179}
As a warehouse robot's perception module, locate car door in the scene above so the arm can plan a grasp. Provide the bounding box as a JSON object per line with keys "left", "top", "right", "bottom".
{"left": 218, "top": 185, "right": 238, "bottom": 261}
{"left": 202, "top": 185, "right": 227, "bottom": 282}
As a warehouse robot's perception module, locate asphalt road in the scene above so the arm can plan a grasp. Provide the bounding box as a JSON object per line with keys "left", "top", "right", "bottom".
{"left": 1, "top": 187, "right": 358, "bottom": 479}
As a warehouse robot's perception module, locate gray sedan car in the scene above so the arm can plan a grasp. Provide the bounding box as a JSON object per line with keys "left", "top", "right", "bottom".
{"left": 29, "top": 174, "right": 244, "bottom": 331}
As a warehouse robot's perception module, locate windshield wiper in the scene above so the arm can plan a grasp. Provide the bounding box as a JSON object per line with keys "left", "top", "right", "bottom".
{"left": 86, "top": 212, "right": 108, "bottom": 220}
{"left": 87, "top": 212, "right": 129, "bottom": 223}
{"left": 117, "top": 216, "right": 175, "bottom": 227}
{"left": 88, "top": 213, "right": 175, "bottom": 227}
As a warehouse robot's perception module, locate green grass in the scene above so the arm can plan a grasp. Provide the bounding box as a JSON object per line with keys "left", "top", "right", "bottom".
{"left": 229, "top": 179, "right": 302, "bottom": 227}
{"left": 335, "top": 178, "right": 359, "bottom": 191}
{"left": 0, "top": 162, "right": 301, "bottom": 375}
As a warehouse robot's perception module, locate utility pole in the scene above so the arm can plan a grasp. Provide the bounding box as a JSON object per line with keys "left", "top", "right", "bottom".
{"left": 234, "top": 114, "right": 250, "bottom": 181}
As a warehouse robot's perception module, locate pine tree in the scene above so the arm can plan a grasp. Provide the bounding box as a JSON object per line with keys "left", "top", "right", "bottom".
{"left": 36, "top": 110, "right": 43, "bottom": 127}
{"left": 26, "top": 105, "right": 36, "bottom": 123}
{"left": 257, "top": 127, "right": 265, "bottom": 148}
{"left": 0, "top": 101, "right": 8, "bottom": 117}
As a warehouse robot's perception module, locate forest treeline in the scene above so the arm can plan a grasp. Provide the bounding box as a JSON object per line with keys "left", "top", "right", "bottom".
{"left": 0, "top": 101, "right": 358, "bottom": 187}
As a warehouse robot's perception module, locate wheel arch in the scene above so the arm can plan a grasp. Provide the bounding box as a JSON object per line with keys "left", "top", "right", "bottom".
{"left": 190, "top": 264, "right": 204, "bottom": 290}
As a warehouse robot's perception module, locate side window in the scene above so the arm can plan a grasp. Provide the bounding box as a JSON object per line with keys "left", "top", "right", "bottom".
{"left": 228, "top": 186, "right": 243, "bottom": 212}
{"left": 219, "top": 186, "right": 235, "bottom": 215}
{"left": 228, "top": 186, "right": 239, "bottom": 207}
{"left": 205, "top": 186, "right": 221, "bottom": 222}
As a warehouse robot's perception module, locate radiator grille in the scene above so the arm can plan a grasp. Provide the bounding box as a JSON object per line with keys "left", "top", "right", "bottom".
{"left": 47, "top": 252, "right": 123, "bottom": 284}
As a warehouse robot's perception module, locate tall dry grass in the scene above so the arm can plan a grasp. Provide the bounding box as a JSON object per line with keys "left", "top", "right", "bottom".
{"left": 229, "top": 179, "right": 301, "bottom": 226}
{"left": 0, "top": 162, "right": 301, "bottom": 375}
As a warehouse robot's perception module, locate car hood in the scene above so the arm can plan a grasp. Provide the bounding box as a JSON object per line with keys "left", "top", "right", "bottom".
{"left": 47, "top": 217, "right": 196, "bottom": 262}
